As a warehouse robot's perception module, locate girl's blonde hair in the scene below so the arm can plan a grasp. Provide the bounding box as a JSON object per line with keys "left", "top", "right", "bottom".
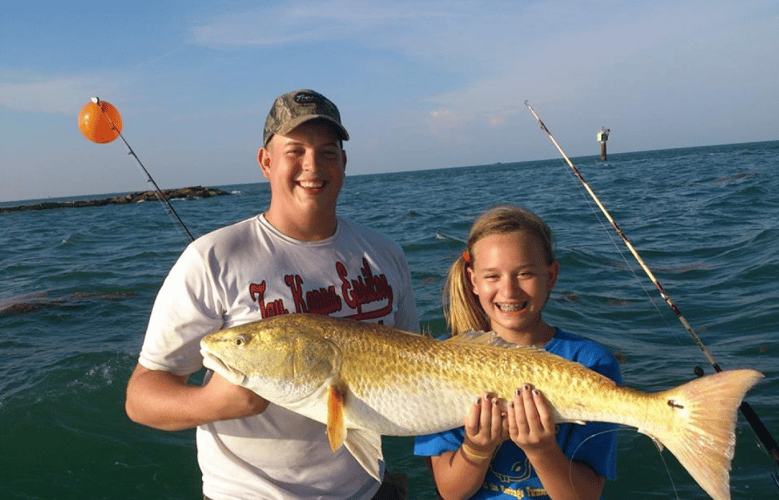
{"left": 444, "top": 205, "right": 556, "bottom": 336}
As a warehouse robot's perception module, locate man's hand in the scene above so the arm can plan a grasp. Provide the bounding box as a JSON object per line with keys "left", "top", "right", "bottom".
{"left": 125, "top": 364, "right": 268, "bottom": 431}
{"left": 201, "top": 371, "right": 270, "bottom": 421}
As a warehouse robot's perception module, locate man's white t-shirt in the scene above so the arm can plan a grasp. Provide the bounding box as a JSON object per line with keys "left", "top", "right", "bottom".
{"left": 139, "top": 214, "right": 419, "bottom": 499}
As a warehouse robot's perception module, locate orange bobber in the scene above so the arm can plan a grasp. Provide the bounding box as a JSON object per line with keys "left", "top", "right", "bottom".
{"left": 78, "top": 98, "right": 123, "bottom": 143}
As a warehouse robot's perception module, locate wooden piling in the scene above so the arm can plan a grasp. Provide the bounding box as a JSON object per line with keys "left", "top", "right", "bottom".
{"left": 597, "top": 127, "right": 610, "bottom": 161}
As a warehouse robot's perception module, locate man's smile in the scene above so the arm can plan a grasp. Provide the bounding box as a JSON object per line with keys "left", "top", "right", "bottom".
{"left": 297, "top": 179, "right": 326, "bottom": 189}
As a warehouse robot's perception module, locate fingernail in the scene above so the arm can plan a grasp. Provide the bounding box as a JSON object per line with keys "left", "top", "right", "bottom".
{"left": 532, "top": 389, "right": 540, "bottom": 396}
{"left": 515, "top": 389, "right": 521, "bottom": 396}
{"left": 523, "top": 384, "right": 531, "bottom": 391}
{"left": 476, "top": 397, "right": 482, "bottom": 405}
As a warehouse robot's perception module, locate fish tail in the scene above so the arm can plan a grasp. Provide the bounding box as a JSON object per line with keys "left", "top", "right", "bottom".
{"left": 642, "top": 369, "right": 763, "bottom": 500}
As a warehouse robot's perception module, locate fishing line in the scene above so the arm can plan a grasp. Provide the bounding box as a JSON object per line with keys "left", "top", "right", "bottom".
{"left": 524, "top": 101, "right": 779, "bottom": 475}
{"left": 554, "top": 153, "right": 681, "bottom": 343}
{"left": 649, "top": 439, "right": 682, "bottom": 500}
{"left": 572, "top": 427, "right": 682, "bottom": 500}
{"left": 435, "top": 232, "right": 466, "bottom": 245}
{"left": 87, "top": 97, "right": 195, "bottom": 243}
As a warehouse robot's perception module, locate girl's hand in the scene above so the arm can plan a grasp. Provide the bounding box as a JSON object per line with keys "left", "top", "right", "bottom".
{"left": 462, "top": 392, "right": 508, "bottom": 457}
{"left": 430, "top": 393, "right": 509, "bottom": 500}
{"left": 506, "top": 384, "right": 558, "bottom": 458}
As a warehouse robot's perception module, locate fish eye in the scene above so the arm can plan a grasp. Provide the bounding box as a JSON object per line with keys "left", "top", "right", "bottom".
{"left": 234, "top": 334, "right": 249, "bottom": 347}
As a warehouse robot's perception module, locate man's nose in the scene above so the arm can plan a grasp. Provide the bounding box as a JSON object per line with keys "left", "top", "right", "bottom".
{"left": 301, "top": 149, "right": 320, "bottom": 172}
{"left": 302, "top": 149, "right": 317, "bottom": 170}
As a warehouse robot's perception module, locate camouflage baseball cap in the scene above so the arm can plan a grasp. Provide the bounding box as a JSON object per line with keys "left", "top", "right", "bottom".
{"left": 263, "top": 89, "right": 350, "bottom": 146}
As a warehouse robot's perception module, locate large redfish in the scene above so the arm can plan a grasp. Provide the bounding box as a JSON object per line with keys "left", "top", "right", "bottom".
{"left": 200, "top": 313, "right": 762, "bottom": 500}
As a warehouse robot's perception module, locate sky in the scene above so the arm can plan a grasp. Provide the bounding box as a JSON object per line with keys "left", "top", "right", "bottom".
{"left": 1, "top": 0, "right": 777, "bottom": 202}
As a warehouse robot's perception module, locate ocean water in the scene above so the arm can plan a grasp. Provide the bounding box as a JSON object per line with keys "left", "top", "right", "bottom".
{"left": 1, "top": 140, "right": 778, "bottom": 499}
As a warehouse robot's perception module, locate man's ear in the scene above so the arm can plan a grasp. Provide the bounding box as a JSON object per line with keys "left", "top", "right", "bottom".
{"left": 258, "top": 147, "right": 271, "bottom": 180}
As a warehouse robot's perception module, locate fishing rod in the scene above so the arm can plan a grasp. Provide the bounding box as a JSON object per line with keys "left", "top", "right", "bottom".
{"left": 524, "top": 101, "right": 779, "bottom": 475}
{"left": 79, "top": 97, "right": 195, "bottom": 243}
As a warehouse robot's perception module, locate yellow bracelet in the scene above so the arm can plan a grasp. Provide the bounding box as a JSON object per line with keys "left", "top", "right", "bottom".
{"left": 461, "top": 443, "right": 492, "bottom": 461}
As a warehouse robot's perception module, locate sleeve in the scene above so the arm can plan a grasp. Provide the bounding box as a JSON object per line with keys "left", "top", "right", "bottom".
{"left": 138, "top": 244, "right": 226, "bottom": 375}
{"left": 393, "top": 250, "right": 420, "bottom": 334}
{"left": 414, "top": 427, "right": 465, "bottom": 457}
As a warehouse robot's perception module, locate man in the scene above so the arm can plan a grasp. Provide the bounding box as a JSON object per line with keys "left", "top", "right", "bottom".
{"left": 125, "top": 89, "right": 419, "bottom": 499}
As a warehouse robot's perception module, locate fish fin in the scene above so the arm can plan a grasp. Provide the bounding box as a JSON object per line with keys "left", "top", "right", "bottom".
{"left": 343, "top": 428, "right": 384, "bottom": 482}
{"left": 647, "top": 369, "right": 762, "bottom": 500}
{"left": 449, "top": 330, "right": 556, "bottom": 353}
{"left": 326, "top": 383, "right": 383, "bottom": 482}
{"left": 447, "top": 329, "right": 521, "bottom": 349}
{"left": 326, "top": 384, "right": 347, "bottom": 451}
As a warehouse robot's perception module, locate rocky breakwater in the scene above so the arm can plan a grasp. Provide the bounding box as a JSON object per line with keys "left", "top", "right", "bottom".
{"left": 1, "top": 186, "right": 229, "bottom": 213}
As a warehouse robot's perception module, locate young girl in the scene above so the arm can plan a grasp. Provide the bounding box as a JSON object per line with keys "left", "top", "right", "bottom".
{"left": 414, "top": 205, "right": 622, "bottom": 500}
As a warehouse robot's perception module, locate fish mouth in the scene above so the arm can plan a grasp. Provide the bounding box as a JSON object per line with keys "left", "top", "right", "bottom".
{"left": 201, "top": 350, "right": 246, "bottom": 386}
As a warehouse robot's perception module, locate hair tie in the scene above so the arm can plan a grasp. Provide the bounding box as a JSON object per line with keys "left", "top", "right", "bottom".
{"left": 462, "top": 251, "right": 471, "bottom": 264}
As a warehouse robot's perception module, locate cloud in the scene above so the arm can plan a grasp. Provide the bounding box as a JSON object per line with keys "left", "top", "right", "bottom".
{"left": 0, "top": 74, "right": 124, "bottom": 114}
{"left": 189, "top": 0, "right": 457, "bottom": 47}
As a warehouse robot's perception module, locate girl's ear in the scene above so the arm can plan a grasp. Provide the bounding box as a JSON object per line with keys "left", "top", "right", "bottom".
{"left": 467, "top": 265, "right": 479, "bottom": 296}
{"left": 547, "top": 261, "right": 560, "bottom": 289}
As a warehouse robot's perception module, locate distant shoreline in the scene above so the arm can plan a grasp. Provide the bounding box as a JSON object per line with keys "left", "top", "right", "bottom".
{"left": 0, "top": 186, "right": 229, "bottom": 214}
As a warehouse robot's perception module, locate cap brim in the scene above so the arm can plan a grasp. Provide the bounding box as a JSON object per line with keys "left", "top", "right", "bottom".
{"left": 269, "top": 115, "right": 349, "bottom": 145}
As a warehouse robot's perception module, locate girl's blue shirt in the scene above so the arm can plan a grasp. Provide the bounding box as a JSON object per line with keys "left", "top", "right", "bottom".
{"left": 413, "top": 328, "right": 622, "bottom": 500}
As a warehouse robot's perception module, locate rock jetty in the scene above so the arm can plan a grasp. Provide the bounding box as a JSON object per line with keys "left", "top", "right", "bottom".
{"left": 1, "top": 186, "right": 229, "bottom": 214}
